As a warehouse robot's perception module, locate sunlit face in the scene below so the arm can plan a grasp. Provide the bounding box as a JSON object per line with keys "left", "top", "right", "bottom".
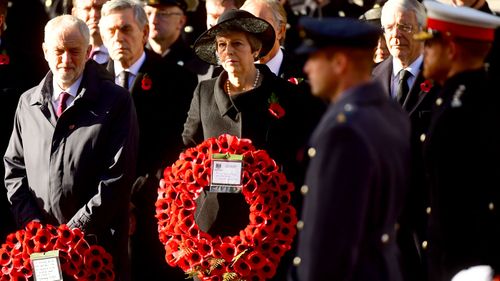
{"left": 43, "top": 27, "right": 91, "bottom": 89}
{"left": 72, "top": 0, "right": 108, "bottom": 41}
{"left": 145, "top": 5, "right": 185, "bottom": 42}
{"left": 216, "top": 31, "right": 259, "bottom": 76}
{"left": 303, "top": 50, "right": 338, "bottom": 101}
{"left": 382, "top": 9, "right": 423, "bottom": 66}
{"left": 240, "top": 1, "right": 283, "bottom": 63}
{"left": 422, "top": 38, "right": 451, "bottom": 85}
{"left": 99, "top": 8, "right": 148, "bottom": 68}
{"left": 374, "top": 36, "right": 390, "bottom": 63}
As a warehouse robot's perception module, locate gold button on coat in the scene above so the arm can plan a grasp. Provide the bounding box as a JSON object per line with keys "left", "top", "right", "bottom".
{"left": 436, "top": 98, "right": 443, "bottom": 106}
{"left": 381, "top": 233, "right": 389, "bottom": 243}
{"left": 300, "top": 185, "right": 309, "bottom": 195}
{"left": 420, "top": 133, "right": 426, "bottom": 142}
{"left": 307, "top": 147, "right": 316, "bottom": 158}
{"left": 293, "top": 256, "right": 301, "bottom": 266}
{"left": 296, "top": 220, "right": 304, "bottom": 230}
{"left": 422, "top": 240, "right": 428, "bottom": 250}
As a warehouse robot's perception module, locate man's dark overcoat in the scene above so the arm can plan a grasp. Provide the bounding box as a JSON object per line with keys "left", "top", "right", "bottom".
{"left": 4, "top": 60, "right": 139, "bottom": 279}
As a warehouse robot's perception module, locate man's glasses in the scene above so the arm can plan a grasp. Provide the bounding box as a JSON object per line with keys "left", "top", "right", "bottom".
{"left": 382, "top": 23, "right": 414, "bottom": 34}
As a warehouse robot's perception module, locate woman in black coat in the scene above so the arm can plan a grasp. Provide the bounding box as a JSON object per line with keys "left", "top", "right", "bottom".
{"left": 182, "top": 8, "right": 322, "bottom": 242}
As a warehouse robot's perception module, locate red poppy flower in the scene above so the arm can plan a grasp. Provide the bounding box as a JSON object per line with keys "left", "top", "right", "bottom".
{"left": 287, "top": 77, "right": 304, "bottom": 85}
{"left": 141, "top": 75, "right": 152, "bottom": 90}
{"left": 57, "top": 225, "right": 73, "bottom": 245}
{"left": 261, "top": 261, "right": 277, "bottom": 279}
{"left": 420, "top": 79, "right": 433, "bottom": 93}
{"left": 0, "top": 54, "right": 9, "bottom": 65}
{"left": 233, "top": 258, "right": 251, "bottom": 276}
{"left": 247, "top": 252, "right": 266, "bottom": 269}
{"left": 268, "top": 102, "right": 285, "bottom": 119}
{"left": 0, "top": 249, "right": 10, "bottom": 267}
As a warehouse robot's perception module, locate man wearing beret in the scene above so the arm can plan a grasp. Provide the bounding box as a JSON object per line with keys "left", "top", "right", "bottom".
{"left": 416, "top": 1, "right": 500, "bottom": 280}
{"left": 291, "top": 17, "right": 411, "bottom": 281}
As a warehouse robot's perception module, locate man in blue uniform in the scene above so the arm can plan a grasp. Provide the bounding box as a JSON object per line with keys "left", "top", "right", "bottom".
{"left": 291, "top": 17, "right": 411, "bottom": 281}
{"left": 415, "top": 1, "right": 500, "bottom": 280}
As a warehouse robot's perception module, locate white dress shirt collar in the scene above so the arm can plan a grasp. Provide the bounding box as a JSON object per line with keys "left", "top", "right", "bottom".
{"left": 114, "top": 51, "right": 146, "bottom": 89}
{"left": 51, "top": 74, "right": 83, "bottom": 110}
{"left": 264, "top": 48, "right": 284, "bottom": 76}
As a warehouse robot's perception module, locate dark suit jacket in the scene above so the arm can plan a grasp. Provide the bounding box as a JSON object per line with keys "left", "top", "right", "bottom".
{"left": 107, "top": 50, "right": 197, "bottom": 281}
{"left": 147, "top": 37, "right": 196, "bottom": 68}
{"left": 372, "top": 56, "right": 440, "bottom": 281}
{"left": 423, "top": 69, "right": 500, "bottom": 281}
{"left": 276, "top": 49, "right": 307, "bottom": 81}
{"left": 294, "top": 81, "right": 411, "bottom": 281}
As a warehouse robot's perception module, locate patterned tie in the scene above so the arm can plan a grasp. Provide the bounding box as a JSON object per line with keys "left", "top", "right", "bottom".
{"left": 119, "top": 71, "right": 130, "bottom": 90}
{"left": 56, "top": 92, "right": 70, "bottom": 118}
{"left": 397, "top": 69, "right": 411, "bottom": 105}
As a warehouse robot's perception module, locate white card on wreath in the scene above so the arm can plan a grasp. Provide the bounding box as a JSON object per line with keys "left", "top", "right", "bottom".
{"left": 30, "top": 250, "right": 63, "bottom": 281}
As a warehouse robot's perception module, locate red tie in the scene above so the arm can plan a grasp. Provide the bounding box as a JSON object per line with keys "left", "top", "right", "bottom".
{"left": 56, "top": 92, "right": 70, "bottom": 118}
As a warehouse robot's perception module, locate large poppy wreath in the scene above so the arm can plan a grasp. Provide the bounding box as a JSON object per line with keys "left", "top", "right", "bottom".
{"left": 156, "top": 134, "right": 297, "bottom": 281}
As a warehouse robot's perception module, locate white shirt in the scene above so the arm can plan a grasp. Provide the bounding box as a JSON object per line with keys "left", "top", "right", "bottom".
{"left": 114, "top": 52, "right": 146, "bottom": 89}
{"left": 90, "top": 45, "right": 110, "bottom": 65}
{"left": 51, "top": 75, "right": 83, "bottom": 114}
{"left": 390, "top": 55, "right": 423, "bottom": 100}
{"left": 263, "top": 48, "right": 284, "bottom": 76}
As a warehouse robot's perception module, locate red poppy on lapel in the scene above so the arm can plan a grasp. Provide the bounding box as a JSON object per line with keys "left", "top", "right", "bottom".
{"left": 287, "top": 77, "right": 304, "bottom": 85}
{"left": 268, "top": 93, "right": 285, "bottom": 119}
{"left": 141, "top": 74, "right": 152, "bottom": 90}
{"left": 0, "top": 54, "right": 9, "bottom": 65}
{"left": 420, "top": 79, "right": 433, "bottom": 93}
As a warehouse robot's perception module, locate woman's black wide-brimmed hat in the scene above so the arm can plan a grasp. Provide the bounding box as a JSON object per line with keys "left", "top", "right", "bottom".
{"left": 193, "top": 9, "right": 276, "bottom": 65}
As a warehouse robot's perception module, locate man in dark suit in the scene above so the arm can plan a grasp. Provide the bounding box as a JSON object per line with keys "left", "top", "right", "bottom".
{"left": 99, "top": 1, "right": 197, "bottom": 280}
{"left": 416, "top": 1, "right": 500, "bottom": 280}
{"left": 4, "top": 15, "right": 138, "bottom": 280}
{"left": 372, "top": 1, "right": 436, "bottom": 280}
{"left": 291, "top": 16, "right": 411, "bottom": 281}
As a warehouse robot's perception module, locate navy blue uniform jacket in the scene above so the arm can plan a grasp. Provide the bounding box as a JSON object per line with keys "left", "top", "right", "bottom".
{"left": 295, "top": 81, "right": 411, "bottom": 281}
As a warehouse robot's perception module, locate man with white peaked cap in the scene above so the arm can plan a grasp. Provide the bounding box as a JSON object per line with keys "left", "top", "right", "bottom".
{"left": 415, "top": 1, "right": 500, "bottom": 281}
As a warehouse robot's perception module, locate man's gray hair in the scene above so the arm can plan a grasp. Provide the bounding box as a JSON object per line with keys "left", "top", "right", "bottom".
{"left": 101, "top": 0, "right": 148, "bottom": 29}
{"left": 381, "top": 0, "right": 426, "bottom": 27}
{"left": 44, "top": 15, "right": 90, "bottom": 45}
{"left": 240, "top": 0, "right": 287, "bottom": 44}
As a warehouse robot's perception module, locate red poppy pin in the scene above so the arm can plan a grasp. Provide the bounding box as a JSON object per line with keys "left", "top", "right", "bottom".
{"left": 268, "top": 92, "right": 285, "bottom": 119}
{"left": 287, "top": 77, "right": 304, "bottom": 85}
{"left": 0, "top": 54, "right": 9, "bottom": 65}
{"left": 141, "top": 74, "right": 152, "bottom": 90}
{"left": 420, "top": 79, "right": 433, "bottom": 93}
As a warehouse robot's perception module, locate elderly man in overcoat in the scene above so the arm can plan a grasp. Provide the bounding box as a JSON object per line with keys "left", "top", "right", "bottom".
{"left": 4, "top": 15, "right": 139, "bottom": 281}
